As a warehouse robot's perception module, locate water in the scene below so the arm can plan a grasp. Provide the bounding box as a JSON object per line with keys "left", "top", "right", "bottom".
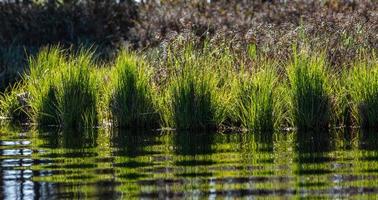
{"left": 1, "top": 128, "right": 378, "bottom": 199}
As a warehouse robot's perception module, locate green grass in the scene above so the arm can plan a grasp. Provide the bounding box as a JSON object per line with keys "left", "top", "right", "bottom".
{"left": 234, "top": 64, "right": 278, "bottom": 131}
{"left": 109, "top": 51, "right": 159, "bottom": 128}
{"left": 25, "top": 47, "right": 99, "bottom": 129}
{"left": 159, "top": 43, "right": 230, "bottom": 130}
{"left": 0, "top": 82, "right": 29, "bottom": 123}
{"left": 169, "top": 66, "right": 218, "bottom": 130}
{"left": 346, "top": 53, "right": 378, "bottom": 129}
{"left": 27, "top": 47, "right": 66, "bottom": 126}
{"left": 1, "top": 45, "right": 378, "bottom": 131}
{"left": 60, "top": 50, "right": 99, "bottom": 130}
{"left": 287, "top": 50, "right": 332, "bottom": 130}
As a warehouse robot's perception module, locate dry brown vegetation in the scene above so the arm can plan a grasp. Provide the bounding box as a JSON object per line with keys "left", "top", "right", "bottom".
{"left": 0, "top": 0, "right": 377, "bottom": 90}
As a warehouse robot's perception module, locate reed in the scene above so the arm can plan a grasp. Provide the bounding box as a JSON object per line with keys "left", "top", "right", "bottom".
{"left": 2, "top": 45, "right": 378, "bottom": 132}
{"left": 26, "top": 47, "right": 99, "bottom": 129}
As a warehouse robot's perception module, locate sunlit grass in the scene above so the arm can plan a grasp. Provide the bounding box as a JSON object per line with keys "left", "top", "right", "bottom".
{"left": 346, "top": 53, "right": 378, "bottom": 129}
{"left": 25, "top": 47, "right": 99, "bottom": 129}
{"left": 109, "top": 50, "right": 159, "bottom": 128}
{"left": 234, "top": 63, "right": 278, "bottom": 131}
{"left": 60, "top": 51, "right": 99, "bottom": 129}
{"left": 0, "top": 82, "right": 28, "bottom": 123}
{"left": 1, "top": 45, "right": 377, "bottom": 131}
{"left": 27, "top": 47, "right": 66, "bottom": 126}
{"left": 287, "top": 50, "right": 332, "bottom": 130}
{"left": 158, "top": 43, "right": 232, "bottom": 130}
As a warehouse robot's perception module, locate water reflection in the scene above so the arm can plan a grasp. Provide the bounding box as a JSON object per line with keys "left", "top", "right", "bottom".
{"left": 174, "top": 131, "right": 214, "bottom": 156}
{"left": 0, "top": 128, "right": 378, "bottom": 199}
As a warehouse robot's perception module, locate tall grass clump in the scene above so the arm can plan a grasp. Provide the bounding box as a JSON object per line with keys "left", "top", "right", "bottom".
{"left": 27, "top": 47, "right": 66, "bottom": 126}
{"left": 60, "top": 51, "right": 99, "bottom": 129}
{"left": 110, "top": 51, "right": 159, "bottom": 128}
{"left": 235, "top": 65, "right": 279, "bottom": 131}
{"left": 346, "top": 53, "right": 378, "bottom": 129}
{"left": 161, "top": 44, "right": 227, "bottom": 130}
{"left": 169, "top": 67, "right": 219, "bottom": 130}
{"left": 26, "top": 47, "right": 99, "bottom": 129}
{"left": 287, "top": 50, "right": 332, "bottom": 130}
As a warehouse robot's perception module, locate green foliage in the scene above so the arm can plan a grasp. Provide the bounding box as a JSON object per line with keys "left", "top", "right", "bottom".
{"left": 287, "top": 50, "right": 332, "bottom": 130}
{"left": 110, "top": 51, "right": 158, "bottom": 128}
{"left": 60, "top": 51, "right": 98, "bottom": 130}
{"left": 26, "top": 47, "right": 98, "bottom": 129}
{"left": 1, "top": 45, "right": 378, "bottom": 132}
{"left": 159, "top": 44, "right": 229, "bottom": 130}
{"left": 0, "top": 82, "right": 29, "bottom": 123}
{"left": 346, "top": 54, "right": 378, "bottom": 129}
{"left": 169, "top": 66, "right": 218, "bottom": 130}
{"left": 235, "top": 65, "right": 278, "bottom": 131}
{"left": 27, "top": 47, "right": 65, "bottom": 126}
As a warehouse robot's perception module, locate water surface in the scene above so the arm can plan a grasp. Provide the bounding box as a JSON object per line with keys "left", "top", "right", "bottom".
{"left": 1, "top": 128, "right": 378, "bottom": 199}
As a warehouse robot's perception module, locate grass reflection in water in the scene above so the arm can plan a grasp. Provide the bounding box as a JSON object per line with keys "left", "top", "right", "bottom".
{"left": 0, "top": 127, "right": 378, "bottom": 199}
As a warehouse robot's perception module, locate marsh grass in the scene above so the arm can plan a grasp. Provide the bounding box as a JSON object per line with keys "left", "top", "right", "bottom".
{"left": 288, "top": 50, "right": 332, "bottom": 130}
{"left": 159, "top": 44, "right": 229, "bottom": 130}
{"left": 26, "top": 47, "right": 99, "bottom": 129}
{"left": 60, "top": 51, "right": 99, "bottom": 130}
{"left": 347, "top": 54, "right": 378, "bottom": 129}
{"left": 0, "top": 82, "right": 29, "bottom": 123}
{"left": 170, "top": 67, "right": 218, "bottom": 130}
{"left": 110, "top": 51, "right": 159, "bottom": 128}
{"left": 235, "top": 64, "right": 278, "bottom": 131}
{"left": 27, "top": 47, "right": 66, "bottom": 126}
{"left": 2, "top": 44, "right": 378, "bottom": 132}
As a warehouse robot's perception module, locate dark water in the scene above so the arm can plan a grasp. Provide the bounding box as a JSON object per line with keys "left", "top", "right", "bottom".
{"left": 1, "top": 128, "right": 378, "bottom": 199}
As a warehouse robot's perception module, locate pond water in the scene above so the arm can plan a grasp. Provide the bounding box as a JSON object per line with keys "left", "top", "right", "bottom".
{"left": 0, "top": 128, "right": 378, "bottom": 199}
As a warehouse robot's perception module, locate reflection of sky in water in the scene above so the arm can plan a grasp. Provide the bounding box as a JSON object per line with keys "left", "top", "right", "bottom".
{"left": 1, "top": 130, "right": 378, "bottom": 199}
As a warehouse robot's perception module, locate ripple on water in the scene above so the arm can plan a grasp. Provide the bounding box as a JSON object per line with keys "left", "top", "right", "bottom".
{"left": 0, "top": 130, "right": 378, "bottom": 199}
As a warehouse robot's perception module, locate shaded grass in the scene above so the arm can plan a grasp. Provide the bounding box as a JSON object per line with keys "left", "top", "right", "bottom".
{"left": 60, "top": 51, "right": 98, "bottom": 129}
{"left": 169, "top": 66, "right": 218, "bottom": 130}
{"left": 25, "top": 47, "right": 99, "bottom": 129}
{"left": 287, "top": 50, "right": 332, "bottom": 130}
{"left": 346, "top": 53, "right": 378, "bottom": 129}
{"left": 109, "top": 51, "right": 159, "bottom": 128}
{"left": 0, "top": 82, "right": 29, "bottom": 123}
{"left": 158, "top": 43, "right": 232, "bottom": 130}
{"left": 234, "top": 64, "right": 278, "bottom": 131}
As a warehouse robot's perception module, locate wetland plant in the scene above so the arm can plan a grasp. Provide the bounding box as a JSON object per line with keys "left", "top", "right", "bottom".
{"left": 27, "top": 47, "right": 65, "bottom": 126}
{"left": 347, "top": 54, "right": 378, "bottom": 129}
{"left": 169, "top": 67, "right": 219, "bottom": 130}
{"left": 287, "top": 51, "right": 332, "bottom": 130}
{"left": 161, "top": 45, "right": 225, "bottom": 130}
{"left": 110, "top": 51, "right": 159, "bottom": 128}
{"left": 60, "top": 51, "right": 98, "bottom": 129}
{"left": 235, "top": 65, "right": 278, "bottom": 131}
